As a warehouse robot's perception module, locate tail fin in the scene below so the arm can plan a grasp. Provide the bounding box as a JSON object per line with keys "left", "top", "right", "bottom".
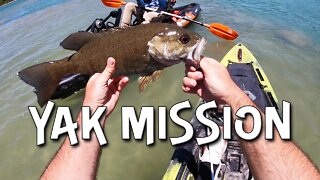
{"left": 18, "top": 62, "right": 62, "bottom": 107}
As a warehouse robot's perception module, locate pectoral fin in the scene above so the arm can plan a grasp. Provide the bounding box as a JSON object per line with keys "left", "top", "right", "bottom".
{"left": 60, "top": 31, "right": 101, "bottom": 51}
{"left": 138, "top": 70, "right": 163, "bottom": 92}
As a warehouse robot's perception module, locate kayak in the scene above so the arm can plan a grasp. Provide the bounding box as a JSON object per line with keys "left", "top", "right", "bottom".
{"left": 51, "top": 74, "right": 90, "bottom": 99}
{"left": 51, "top": 3, "right": 201, "bottom": 100}
{"left": 163, "top": 43, "right": 279, "bottom": 179}
{"left": 221, "top": 43, "right": 278, "bottom": 109}
{"left": 170, "top": 3, "right": 201, "bottom": 28}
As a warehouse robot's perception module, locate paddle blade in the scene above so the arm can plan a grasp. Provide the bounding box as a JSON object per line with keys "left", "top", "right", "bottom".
{"left": 208, "top": 23, "right": 239, "bottom": 40}
{"left": 101, "top": 0, "right": 125, "bottom": 8}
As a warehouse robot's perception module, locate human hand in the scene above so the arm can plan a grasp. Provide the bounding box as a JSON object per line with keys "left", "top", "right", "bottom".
{"left": 182, "top": 57, "right": 243, "bottom": 105}
{"left": 83, "top": 57, "right": 129, "bottom": 117}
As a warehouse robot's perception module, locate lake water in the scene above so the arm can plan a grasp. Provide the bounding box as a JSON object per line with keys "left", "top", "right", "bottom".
{"left": 0, "top": 0, "right": 319, "bottom": 179}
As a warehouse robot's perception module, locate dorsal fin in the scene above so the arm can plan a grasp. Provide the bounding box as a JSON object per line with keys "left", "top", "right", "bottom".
{"left": 102, "top": 26, "right": 128, "bottom": 33}
{"left": 60, "top": 31, "right": 102, "bottom": 51}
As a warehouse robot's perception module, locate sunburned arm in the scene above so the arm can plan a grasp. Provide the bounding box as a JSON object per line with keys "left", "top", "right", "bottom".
{"left": 227, "top": 90, "right": 320, "bottom": 179}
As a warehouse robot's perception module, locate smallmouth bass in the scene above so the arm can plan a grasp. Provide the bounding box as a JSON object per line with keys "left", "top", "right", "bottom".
{"left": 18, "top": 23, "right": 206, "bottom": 107}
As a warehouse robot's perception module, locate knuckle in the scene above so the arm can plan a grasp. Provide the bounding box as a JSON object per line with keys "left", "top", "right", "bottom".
{"left": 183, "top": 77, "right": 189, "bottom": 83}
{"left": 106, "top": 69, "right": 113, "bottom": 75}
{"left": 104, "top": 66, "right": 114, "bottom": 75}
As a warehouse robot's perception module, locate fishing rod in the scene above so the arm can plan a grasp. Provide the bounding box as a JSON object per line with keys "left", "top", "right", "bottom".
{"left": 101, "top": 0, "right": 239, "bottom": 40}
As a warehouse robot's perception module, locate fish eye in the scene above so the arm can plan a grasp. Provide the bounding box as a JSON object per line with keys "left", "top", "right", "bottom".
{"left": 179, "top": 34, "right": 191, "bottom": 44}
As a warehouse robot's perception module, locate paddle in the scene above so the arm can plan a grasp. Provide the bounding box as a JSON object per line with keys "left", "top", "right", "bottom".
{"left": 101, "top": 0, "right": 239, "bottom": 40}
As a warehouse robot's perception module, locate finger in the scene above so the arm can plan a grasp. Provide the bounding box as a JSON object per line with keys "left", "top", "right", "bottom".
{"left": 185, "top": 63, "right": 197, "bottom": 72}
{"left": 182, "top": 85, "right": 198, "bottom": 95}
{"left": 183, "top": 77, "right": 197, "bottom": 88}
{"left": 187, "top": 71, "right": 203, "bottom": 81}
{"left": 107, "top": 76, "right": 121, "bottom": 86}
{"left": 117, "top": 76, "right": 129, "bottom": 91}
{"left": 105, "top": 80, "right": 126, "bottom": 109}
{"left": 184, "top": 66, "right": 197, "bottom": 76}
{"left": 199, "top": 57, "right": 219, "bottom": 71}
{"left": 107, "top": 76, "right": 129, "bottom": 93}
{"left": 182, "top": 85, "right": 190, "bottom": 92}
{"left": 101, "top": 57, "right": 116, "bottom": 81}
{"left": 107, "top": 76, "right": 128, "bottom": 86}
{"left": 189, "top": 66, "right": 197, "bottom": 72}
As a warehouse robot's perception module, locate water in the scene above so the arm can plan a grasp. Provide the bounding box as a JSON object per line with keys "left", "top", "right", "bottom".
{"left": 0, "top": 0, "right": 319, "bottom": 179}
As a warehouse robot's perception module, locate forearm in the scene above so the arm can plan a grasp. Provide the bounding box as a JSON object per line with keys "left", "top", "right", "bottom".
{"left": 40, "top": 57, "right": 126, "bottom": 179}
{"left": 228, "top": 90, "right": 320, "bottom": 179}
{"left": 242, "top": 135, "right": 319, "bottom": 179}
{"left": 41, "top": 110, "right": 105, "bottom": 180}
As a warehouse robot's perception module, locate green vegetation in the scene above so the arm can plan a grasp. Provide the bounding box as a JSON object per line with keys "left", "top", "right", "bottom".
{"left": 1, "top": 0, "right": 14, "bottom": 6}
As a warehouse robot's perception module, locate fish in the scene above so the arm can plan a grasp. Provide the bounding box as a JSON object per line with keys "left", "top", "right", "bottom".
{"left": 18, "top": 23, "right": 207, "bottom": 107}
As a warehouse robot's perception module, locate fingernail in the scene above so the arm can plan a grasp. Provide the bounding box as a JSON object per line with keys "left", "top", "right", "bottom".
{"left": 108, "top": 59, "right": 114, "bottom": 65}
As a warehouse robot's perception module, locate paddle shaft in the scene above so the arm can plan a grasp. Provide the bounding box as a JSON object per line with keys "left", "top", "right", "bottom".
{"left": 101, "top": 0, "right": 239, "bottom": 40}
{"left": 143, "top": 6, "right": 209, "bottom": 27}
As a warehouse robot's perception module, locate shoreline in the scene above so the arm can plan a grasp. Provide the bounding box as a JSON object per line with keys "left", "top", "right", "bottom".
{"left": 0, "top": 0, "right": 16, "bottom": 7}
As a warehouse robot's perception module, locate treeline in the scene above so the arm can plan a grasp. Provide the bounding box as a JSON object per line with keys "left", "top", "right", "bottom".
{"left": 1, "top": 0, "right": 14, "bottom": 6}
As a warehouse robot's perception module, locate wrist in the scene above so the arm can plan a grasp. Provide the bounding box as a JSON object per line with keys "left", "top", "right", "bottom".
{"left": 83, "top": 99, "right": 103, "bottom": 110}
{"left": 225, "top": 85, "right": 251, "bottom": 109}
{"left": 82, "top": 100, "right": 108, "bottom": 127}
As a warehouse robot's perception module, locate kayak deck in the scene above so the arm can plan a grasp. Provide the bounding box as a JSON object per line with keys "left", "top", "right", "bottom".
{"left": 221, "top": 43, "right": 278, "bottom": 106}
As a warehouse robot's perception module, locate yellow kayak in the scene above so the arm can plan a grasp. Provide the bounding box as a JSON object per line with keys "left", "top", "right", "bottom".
{"left": 163, "top": 43, "right": 279, "bottom": 180}
{"left": 221, "top": 43, "right": 278, "bottom": 107}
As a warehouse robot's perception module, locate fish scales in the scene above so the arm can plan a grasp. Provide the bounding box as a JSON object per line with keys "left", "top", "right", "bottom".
{"left": 62, "top": 24, "right": 168, "bottom": 76}
{"left": 18, "top": 23, "right": 206, "bottom": 106}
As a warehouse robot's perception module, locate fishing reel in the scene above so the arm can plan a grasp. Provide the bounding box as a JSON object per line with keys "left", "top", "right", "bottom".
{"left": 90, "top": 18, "right": 106, "bottom": 33}
{"left": 85, "top": 9, "right": 122, "bottom": 33}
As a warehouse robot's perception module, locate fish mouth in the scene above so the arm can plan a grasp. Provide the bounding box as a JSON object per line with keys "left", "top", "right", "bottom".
{"left": 186, "top": 37, "right": 207, "bottom": 66}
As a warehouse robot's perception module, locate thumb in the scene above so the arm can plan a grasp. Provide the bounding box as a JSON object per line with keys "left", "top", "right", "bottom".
{"left": 199, "top": 57, "right": 218, "bottom": 74}
{"left": 101, "top": 57, "right": 116, "bottom": 81}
